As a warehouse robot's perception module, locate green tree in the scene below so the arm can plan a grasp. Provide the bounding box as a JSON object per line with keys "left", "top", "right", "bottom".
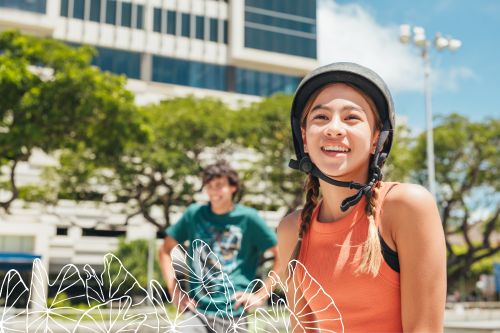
{"left": 0, "top": 30, "right": 145, "bottom": 211}
{"left": 110, "top": 238, "right": 161, "bottom": 290}
{"left": 56, "top": 96, "right": 236, "bottom": 231}
{"left": 117, "top": 97, "right": 235, "bottom": 229}
{"left": 411, "top": 114, "right": 499, "bottom": 289}
{"left": 383, "top": 124, "right": 415, "bottom": 182}
{"left": 233, "top": 94, "right": 304, "bottom": 213}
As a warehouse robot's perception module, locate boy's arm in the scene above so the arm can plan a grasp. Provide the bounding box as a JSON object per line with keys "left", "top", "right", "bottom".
{"left": 158, "top": 236, "right": 179, "bottom": 295}
{"left": 158, "top": 235, "right": 195, "bottom": 311}
{"left": 255, "top": 245, "right": 280, "bottom": 299}
{"left": 232, "top": 245, "right": 281, "bottom": 311}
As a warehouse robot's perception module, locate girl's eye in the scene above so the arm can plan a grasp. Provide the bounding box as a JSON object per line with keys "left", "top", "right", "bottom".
{"left": 313, "top": 114, "right": 328, "bottom": 120}
{"left": 346, "top": 114, "right": 361, "bottom": 120}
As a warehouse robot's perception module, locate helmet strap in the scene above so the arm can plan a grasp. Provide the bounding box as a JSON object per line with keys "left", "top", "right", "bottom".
{"left": 289, "top": 156, "right": 365, "bottom": 190}
{"left": 289, "top": 129, "right": 390, "bottom": 212}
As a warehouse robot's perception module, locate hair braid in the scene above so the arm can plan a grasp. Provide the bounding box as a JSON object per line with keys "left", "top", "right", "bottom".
{"left": 290, "top": 174, "right": 320, "bottom": 267}
{"left": 356, "top": 179, "right": 383, "bottom": 276}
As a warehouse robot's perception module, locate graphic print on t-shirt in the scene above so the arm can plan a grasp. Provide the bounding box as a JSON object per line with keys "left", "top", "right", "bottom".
{"left": 197, "top": 222, "right": 243, "bottom": 276}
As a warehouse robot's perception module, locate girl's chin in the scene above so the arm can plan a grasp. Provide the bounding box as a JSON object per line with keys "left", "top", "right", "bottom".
{"left": 315, "top": 162, "right": 348, "bottom": 176}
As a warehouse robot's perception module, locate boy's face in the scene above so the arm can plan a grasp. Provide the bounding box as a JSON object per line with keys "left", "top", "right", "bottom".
{"left": 204, "top": 176, "right": 236, "bottom": 208}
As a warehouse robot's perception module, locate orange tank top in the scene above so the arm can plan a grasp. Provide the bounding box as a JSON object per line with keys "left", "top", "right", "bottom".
{"left": 297, "top": 181, "right": 402, "bottom": 333}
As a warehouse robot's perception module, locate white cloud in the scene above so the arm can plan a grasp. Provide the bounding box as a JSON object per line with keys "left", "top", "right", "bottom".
{"left": 317, "top": 0, "right": 475, "bottom": 94}
{"left": 434, "top": 66, "right": 478, "bottom": 93}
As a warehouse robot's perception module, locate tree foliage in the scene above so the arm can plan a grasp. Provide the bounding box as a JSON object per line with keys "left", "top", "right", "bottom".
{"left": 234, "top": 94, "right": 304, "bottom": 212}
{"left": 0, "top": 30, "right": 145, "bottom": 211}
{"left": 410, "top": 114, "right": 499, "bottom": 289}
{"left": 54, "top": 96, "right": 236, "bottom": 230}
{"left": 110, "top": 238, "right": 161, "bottom": 291}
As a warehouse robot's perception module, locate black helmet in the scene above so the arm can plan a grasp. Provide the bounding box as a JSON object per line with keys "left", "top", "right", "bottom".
{"left": 289, "top": 62, "right": 395, "bottom": 211}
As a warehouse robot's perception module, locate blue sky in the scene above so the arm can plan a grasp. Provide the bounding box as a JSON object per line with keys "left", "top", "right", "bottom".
{"left": 317, "top": 0, "right": 500, "bottom": 132}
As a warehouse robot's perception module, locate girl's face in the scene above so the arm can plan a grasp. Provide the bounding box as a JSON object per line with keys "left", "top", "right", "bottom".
{"left": 301, "top": 83, "right": 380, "bottom": 179}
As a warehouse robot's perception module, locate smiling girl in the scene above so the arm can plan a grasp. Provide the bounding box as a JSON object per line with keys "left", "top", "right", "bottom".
{"left": 277, "top": 63, "right": 446, "bottom": 332}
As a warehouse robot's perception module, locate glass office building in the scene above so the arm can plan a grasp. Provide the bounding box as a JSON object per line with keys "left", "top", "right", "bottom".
{"left": 0, "top": 0, "right": 318, "bottom": 102}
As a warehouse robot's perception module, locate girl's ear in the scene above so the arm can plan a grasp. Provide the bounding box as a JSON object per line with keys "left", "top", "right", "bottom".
{"left": 371, "top": 130, "right": 380, "bottom": 154}
{"left": 301, "top": 128, "right": 308, "bottom": 153}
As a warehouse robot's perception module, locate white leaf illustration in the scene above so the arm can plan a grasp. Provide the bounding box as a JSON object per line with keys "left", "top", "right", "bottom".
{"left": 271, "top": 260, "right": 344, "bottom": 333}
{"left": 148, "top": 279, "right": 207, "bottom": 332}
{"left": 0, "top": 270, "right": 29, "bottom": 333}
{"left": 228, "top": 279, "right": 269, "bottom": 333}
{"left": 83, "top": 253, "right": 149, "bottom": 308}
{"left": 172, "top": 239, "right": 233, "bottom": 329}
{"left": 254, "top": 298, "right": 290, "bottom": 333}
{"left": 26, "top": 259, "right": 86, "bottom": 333}
{"left": 5, "top": 248, "right": 345, "bottom": 332}
{"left": 73, "top": 296, "right": 146, "bottom": 333}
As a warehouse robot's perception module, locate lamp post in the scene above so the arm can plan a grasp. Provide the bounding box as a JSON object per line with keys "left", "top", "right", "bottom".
{"left": 399, "top": 24, "right": 461, "bottom": 197}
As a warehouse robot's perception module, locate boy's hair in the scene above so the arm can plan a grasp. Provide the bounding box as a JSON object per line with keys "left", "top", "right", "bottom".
{"left": 201, "top": 161, "right": 240, "bottom": 199}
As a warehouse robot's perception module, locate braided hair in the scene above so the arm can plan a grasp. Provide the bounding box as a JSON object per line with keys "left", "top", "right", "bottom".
{"left": 289, "top": 174, "right": 320, "bottom": 265}
{"left": 356, "top": 177, "right": 383, "bottom": 276}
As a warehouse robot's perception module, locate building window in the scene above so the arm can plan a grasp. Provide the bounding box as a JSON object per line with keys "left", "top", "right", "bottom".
{"left": 73, "top": 0, "right": 85, "bottom": 19}
{"left": 244, "top": 0, "right": 317, "bottom": 59}
{"left": 60, "top": 0, "right": 143, "bottom": 29}
{"left": 195, "top": 15, "right": 204, "bottom": 40}
{"left": 0, "top": 0, "right": 47, "bottom": 14}
{"left": 154, "top": 9, "right": 192, "bottom": 36}
{"left": 181, "top": 13, "right": 191, "bottom": 38}
{"left": 120, "top": 1, "right": 132, "bottom": 27}
{"left": 245, "top": 0, "right": 316, "bottom": 19}
{"left": 56, "top": 227, "right": 69, "bottom": 236}
{"left": 153, "top": 8, "right": 161, "bottom": 32}
{"left": 89, "top": 0, "right": 101, "bottom": 22}
{"left": 245, "top": 11, "right": 316, "bottom": 34}
{"left": 136, "top": 4, "right": 144, "bottom": 29}
{"left": 223, "top": 20, "right": 228, "bottom": 44}
{"left": 151, "top": 56, "right": 299, "bottom": 96}
{"left": 152, "top": 56, "right": 227, "bottom": 91}
{"left": 0, "top": 236, "right": 35, "bottom": 253}
{"left": 60, "top": 0, "right": 69, "bottom": 16}
{"left": 234, "top": 67, "right": 300, "bottom": 96}
{"left": 166, "top": 10, "right": 176, "bottom": 35}
{"left": 105, "top": 0, "right": 116, "bottom": 24}
{"left": 92, "top": 46, "right": 141, "bottom": 79}
{"left": 82, "top": 228, "right": 126, "bottom": 237}
{"left": 244, "top": 27, "right": 317, "bottom": 59}
{"left": 209, "top": 18, "right": 218, "bottom": 42}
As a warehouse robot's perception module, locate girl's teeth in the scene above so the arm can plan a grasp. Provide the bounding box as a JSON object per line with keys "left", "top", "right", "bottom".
{"left": 323, "top": 146, "right": 349, "bottom": 152}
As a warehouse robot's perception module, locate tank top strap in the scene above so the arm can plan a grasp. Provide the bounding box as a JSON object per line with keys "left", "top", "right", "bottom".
{"left": 374, "top": 181, "right": 399, "bottom": 227}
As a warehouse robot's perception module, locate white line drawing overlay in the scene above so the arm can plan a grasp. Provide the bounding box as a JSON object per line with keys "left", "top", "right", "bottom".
{"left": 0, "top": 240, "right": 343, "bottom": 332}
{"left": 1, "top": 270, "right": 29, "bottom": 332}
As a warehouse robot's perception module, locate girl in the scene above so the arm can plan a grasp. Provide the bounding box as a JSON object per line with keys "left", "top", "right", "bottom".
{"left": 278, "top": 63, "right": 446, "bottom": 332}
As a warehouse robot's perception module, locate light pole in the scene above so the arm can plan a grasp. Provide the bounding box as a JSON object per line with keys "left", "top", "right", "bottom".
{"left": 399, "top": 24, "right": 461, "bottom": 197}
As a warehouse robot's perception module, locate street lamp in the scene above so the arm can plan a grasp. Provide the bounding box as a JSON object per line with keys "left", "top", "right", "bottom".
{"left": 399, "top": 24, "right": 461, "bottom": 197}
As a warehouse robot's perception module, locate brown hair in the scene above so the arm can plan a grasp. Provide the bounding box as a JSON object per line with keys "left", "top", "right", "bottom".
{"left": 201, "top": 161, "right": 240, "bottom": 199}
{"left": 291, "top": 83, "right": 384, "bottom": 276}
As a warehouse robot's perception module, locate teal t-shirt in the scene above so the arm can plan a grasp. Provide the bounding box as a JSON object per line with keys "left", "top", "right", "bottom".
{"left": 166, "top": 203, "right": 277, "bottom": 317}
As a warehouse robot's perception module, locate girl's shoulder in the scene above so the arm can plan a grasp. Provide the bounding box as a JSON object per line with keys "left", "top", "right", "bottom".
{"left": 381, "top": 182, "right": 440, "bottom": 238}
{"left": 383, "top": 182, "right": 435, "bottom": 209}
{"left": 278, "top": 209, "right": 302, "bottom": 236}
{"left": 276, "top": 210, "right": 302, "bottom": 279}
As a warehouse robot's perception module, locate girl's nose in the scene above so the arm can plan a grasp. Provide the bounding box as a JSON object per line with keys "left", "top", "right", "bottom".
{"left": 324, "top": 116, "right": 346, "bottom": 138}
